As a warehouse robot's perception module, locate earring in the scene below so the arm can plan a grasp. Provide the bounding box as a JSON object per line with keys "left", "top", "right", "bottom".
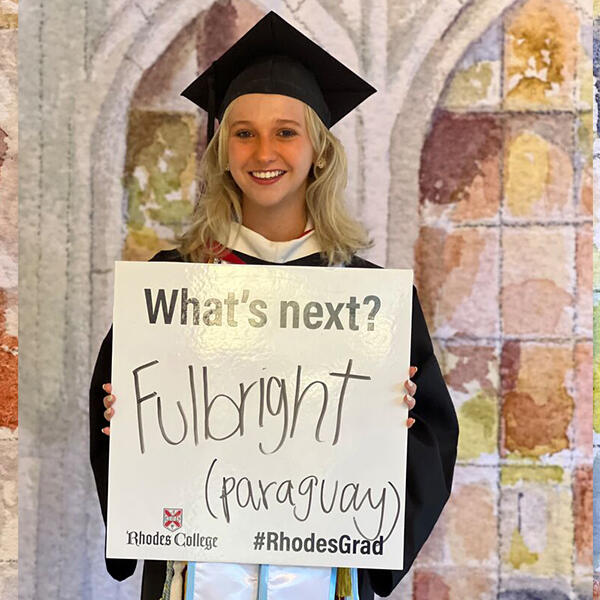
{"left": 315, "top": 158, "right": 326, "bottom": 169}
{"left": 225, "top": 165, "right": 230, "bottom": 172}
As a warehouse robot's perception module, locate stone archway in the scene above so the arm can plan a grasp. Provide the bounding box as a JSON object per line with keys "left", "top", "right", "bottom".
{"left": 85, "top": 0, "right": 364, "bottom": 339}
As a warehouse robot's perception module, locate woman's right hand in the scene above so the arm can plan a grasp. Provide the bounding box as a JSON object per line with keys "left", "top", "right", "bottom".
{"left": 101, "top": 383, "right": 116, "bottom": 436}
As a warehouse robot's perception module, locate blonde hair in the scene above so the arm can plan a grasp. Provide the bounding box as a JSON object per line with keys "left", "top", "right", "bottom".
{"left": 177, "top": 100, "right": 371, "bottom": 264}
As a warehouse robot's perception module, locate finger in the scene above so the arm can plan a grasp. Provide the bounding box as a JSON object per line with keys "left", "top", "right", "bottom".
{"left": 409, "top": 366, "right": 417, "bottom": 378}
{"left": 103, "top": 394, "right": 115, "bottom": 409}
{"left": 407, "top": 417, "right": 415, "bottom": 428}
{"left": 104, "top": 407, "right": 114, "bottom": 421}
{"left": 102, "top": 383, "right": 112, "bottom": 394}
{"left": 404, "top": 380, "right": 416, "bottom": 395}
{"left": 101, "top": 427, "right": 111, "bottom": 436}
{"left": 404, "top": 395, "right": 416, "bottom": 410}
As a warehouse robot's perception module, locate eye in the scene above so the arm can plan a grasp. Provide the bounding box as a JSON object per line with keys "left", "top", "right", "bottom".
{"left": 277, "top": 129, "right": 298, "bottom": 138}
{"left": 234, "top": 129, "right": 253, "bottom": 138}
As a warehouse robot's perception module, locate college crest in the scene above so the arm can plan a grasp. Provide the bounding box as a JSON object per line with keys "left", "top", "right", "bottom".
{"left": 163, "top": 508, "right": 183, "bottom": 531}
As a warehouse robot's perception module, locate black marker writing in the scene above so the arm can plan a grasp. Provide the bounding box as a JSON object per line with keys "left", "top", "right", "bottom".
{"left": 205, "top": 459, "right": 402, "bottom": 541}
{"left": 131, "top": 359, "right": 371, "bottom": 455}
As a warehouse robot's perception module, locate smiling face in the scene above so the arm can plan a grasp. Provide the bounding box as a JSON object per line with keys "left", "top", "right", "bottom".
{"left": 226, "top": 94, "right": 315, "bottom": 233}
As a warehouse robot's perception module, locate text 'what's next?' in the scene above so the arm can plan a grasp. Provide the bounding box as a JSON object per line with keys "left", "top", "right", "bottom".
{"left": 144, "top": 287, "right": 383, "bottom": 331}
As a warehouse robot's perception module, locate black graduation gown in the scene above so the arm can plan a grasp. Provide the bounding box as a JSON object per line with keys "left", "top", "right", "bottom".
{"left": 89, "top": 249, "right": 459, "bottom": 600}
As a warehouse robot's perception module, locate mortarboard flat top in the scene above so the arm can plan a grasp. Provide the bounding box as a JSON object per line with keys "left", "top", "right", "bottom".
{"left": 181, "top": 11, "right": 376, "bottom": 139}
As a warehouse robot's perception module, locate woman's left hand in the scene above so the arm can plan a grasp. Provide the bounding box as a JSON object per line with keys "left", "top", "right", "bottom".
{"left": 404, "top": 366, "right": 417, "bottom": 429}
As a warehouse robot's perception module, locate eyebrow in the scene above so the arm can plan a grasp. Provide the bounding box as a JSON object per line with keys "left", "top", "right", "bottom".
{"left": 230, "top": 119, "right": 303, "bottom": 127}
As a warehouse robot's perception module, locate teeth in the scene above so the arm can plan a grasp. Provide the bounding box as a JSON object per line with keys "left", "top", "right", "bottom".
{"left": 250, "top": 170, "right": 285, "bottom": 179}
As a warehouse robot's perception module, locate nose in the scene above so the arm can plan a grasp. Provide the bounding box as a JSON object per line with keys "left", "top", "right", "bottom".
{"left": 254, "top": 135, "right": 277, "bottom": 165}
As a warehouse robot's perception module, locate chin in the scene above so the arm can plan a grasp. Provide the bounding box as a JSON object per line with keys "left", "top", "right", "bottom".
{"left": 241, "top": 187, "right": 299, "bottom": 210}
{"left": 243, "top": 196, "right": 291, "bottom": 210}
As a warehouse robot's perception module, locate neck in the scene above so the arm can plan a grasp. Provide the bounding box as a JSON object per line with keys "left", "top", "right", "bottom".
{"left": 241, "top": 200, "right": 308, "bottom": 242}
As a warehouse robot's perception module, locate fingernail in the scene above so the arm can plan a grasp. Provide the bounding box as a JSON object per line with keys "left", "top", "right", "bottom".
{"left": 102, "top": 384, "right": 109, "bottom": 392}
{"left": 407, "top": 418, "right": 415, "bottom": 427}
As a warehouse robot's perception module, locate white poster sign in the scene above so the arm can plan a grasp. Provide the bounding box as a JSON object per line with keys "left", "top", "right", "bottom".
{"left": 106, "top": 262, "right": 413, "bottom": 569}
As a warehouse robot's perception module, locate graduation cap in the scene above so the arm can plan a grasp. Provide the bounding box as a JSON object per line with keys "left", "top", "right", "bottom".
{"left": 181, "top": 11, "right": 376, "bottom": 141}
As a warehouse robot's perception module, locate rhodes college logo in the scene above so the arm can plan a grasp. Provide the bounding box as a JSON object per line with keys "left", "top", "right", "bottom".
{"left": 163, "top": 508, "right": 183, "bottom": 531}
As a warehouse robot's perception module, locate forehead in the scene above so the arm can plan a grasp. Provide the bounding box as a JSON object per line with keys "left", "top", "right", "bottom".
{"left": 227, "top": 94, "right": 306, "bottom": 124}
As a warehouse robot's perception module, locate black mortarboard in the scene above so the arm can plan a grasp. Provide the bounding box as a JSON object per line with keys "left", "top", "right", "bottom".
{"left": 181, "top": 11, "right": 376, "bottom": 141}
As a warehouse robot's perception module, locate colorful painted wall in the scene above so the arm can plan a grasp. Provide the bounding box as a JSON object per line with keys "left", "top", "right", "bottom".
{"left": 18, "top": 0, "right": 593, "bottom": 598}
{"left": 593, "top": 2, "right": 600, "bottom": 599}
{"left": 415, "top": 3, "right": 592, "bottom": 599}
{"left": 0, "top": 0, "right": 18, "bottom": 598}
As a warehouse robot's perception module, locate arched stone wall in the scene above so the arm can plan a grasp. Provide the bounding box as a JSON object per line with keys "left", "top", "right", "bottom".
{"left": 85, "top": 0, "right": 364, "bottom": 343}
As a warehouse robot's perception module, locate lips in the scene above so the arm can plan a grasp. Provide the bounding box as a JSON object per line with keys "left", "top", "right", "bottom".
{"left": 248, "top": 170, "right": 286, "bottom": 185}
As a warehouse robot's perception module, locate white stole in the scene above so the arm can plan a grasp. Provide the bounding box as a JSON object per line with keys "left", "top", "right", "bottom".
{"left": 185, "top": 563, "right": 359, "bottom": 599}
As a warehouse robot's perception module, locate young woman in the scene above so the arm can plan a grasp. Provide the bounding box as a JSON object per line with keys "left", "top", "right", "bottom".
{"left": 90, "top": 11, "right": 458, "bottom": 600}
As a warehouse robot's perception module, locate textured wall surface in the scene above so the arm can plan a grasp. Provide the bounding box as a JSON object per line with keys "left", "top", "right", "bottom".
{"left": 593, "top": 2, "right": 599, "bottom": 599}
{"left": 19, "top": 0, "right": 592, "bottom": 599}
{"left": 415, "top": 2, "right": 593, "bottom": 599}
{"left": 0, "top": 0, "right": 18, "bottom": 598}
